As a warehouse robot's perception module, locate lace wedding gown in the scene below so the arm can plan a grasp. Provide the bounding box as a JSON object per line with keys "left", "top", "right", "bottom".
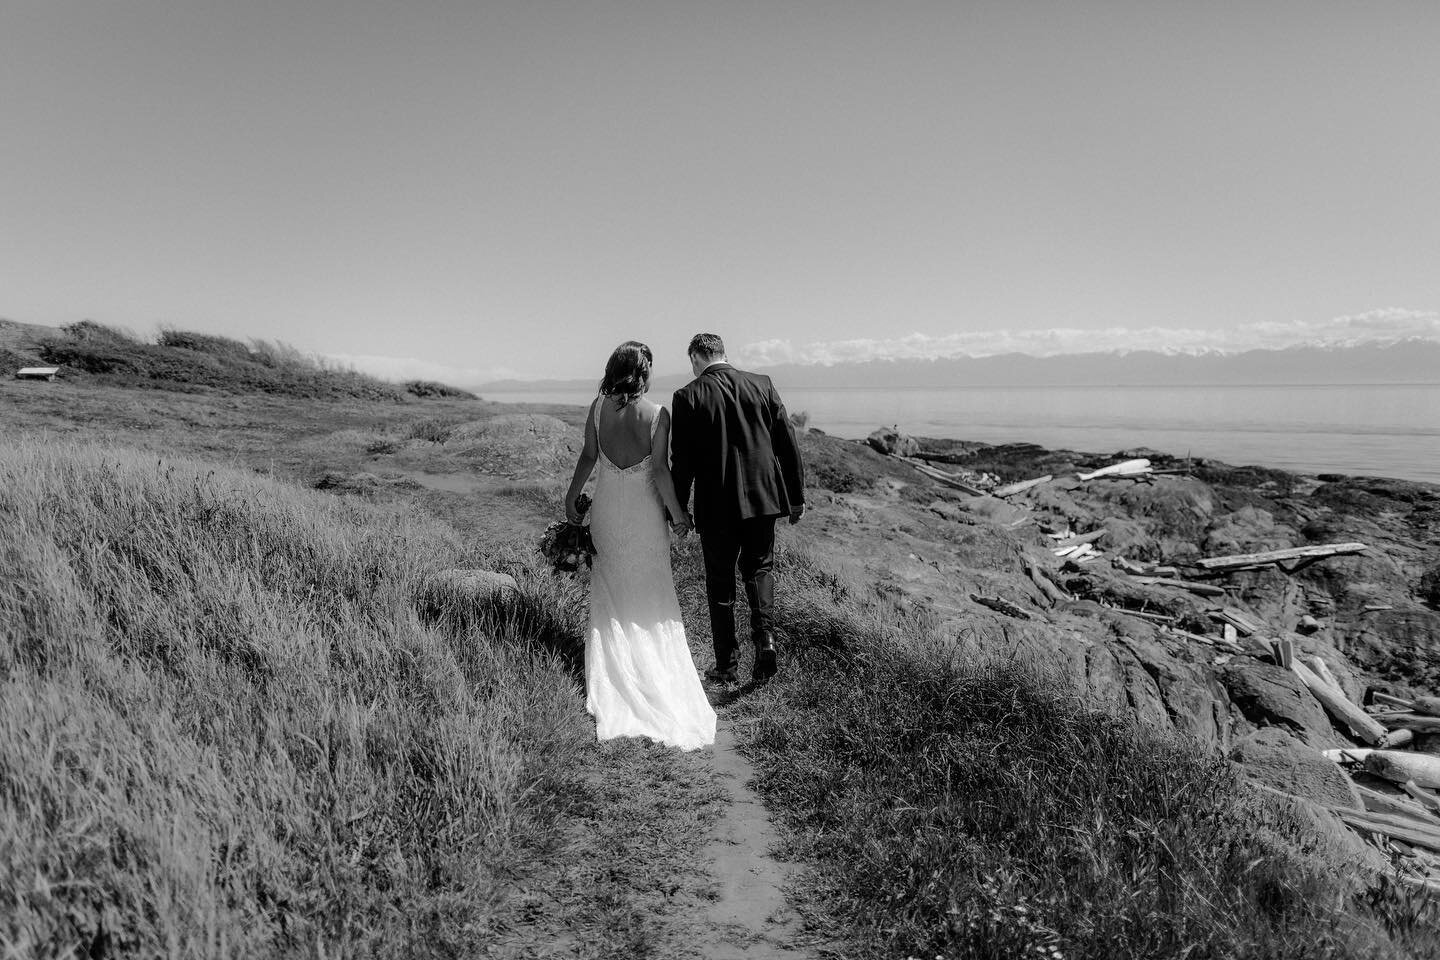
{"left": 586, "top": 405, "right": 717, "bottom": 751}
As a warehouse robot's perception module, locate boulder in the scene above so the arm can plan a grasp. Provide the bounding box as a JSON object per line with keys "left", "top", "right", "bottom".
{"left": 1203, "top": 506, "right": 1296, "bottom": 557}
{"left": 433, "top": 568, "right": 519, "bottom": 600}
{"left": 960, "top": 496, "right": 1027, "bottom": 527}
{"left": 1121, "top": 635, "right": 1225, "bottom": 744}
{"left": 1218, "top": 661, "right": 1333, "bottom": 743}
{"left": 1229, "top": 727, "right": 1362, "bottom": 810}
{"left": 866, "top": 426, "right": 920, "bottom": 458}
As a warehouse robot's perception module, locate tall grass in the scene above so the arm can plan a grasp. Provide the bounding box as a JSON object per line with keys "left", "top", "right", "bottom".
{"left": 715, "top": 545, "right": 1439, "bottom": 960}
{"left": 0, "top": 440, "right": 594, "bottom": 956}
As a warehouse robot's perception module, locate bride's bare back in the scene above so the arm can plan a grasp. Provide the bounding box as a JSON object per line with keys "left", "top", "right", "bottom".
{"left": 594, "top": 396, "right": 660, "bottom": 469}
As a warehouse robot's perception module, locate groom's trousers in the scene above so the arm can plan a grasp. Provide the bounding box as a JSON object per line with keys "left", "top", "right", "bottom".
{"left": 699, "top": 515, "right": 777, "bottom": 671}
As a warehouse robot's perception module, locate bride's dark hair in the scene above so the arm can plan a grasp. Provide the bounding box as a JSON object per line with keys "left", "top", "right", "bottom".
{"left": 599, "top": 341, "right": 653, "bottom": 408}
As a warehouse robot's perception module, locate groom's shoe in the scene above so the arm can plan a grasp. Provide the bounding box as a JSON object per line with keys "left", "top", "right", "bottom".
{"left": 752, "top": 631, "right": 777, "bottom": 681}
{"left": 705, "top": 664, "right": 739, "bottom": 684}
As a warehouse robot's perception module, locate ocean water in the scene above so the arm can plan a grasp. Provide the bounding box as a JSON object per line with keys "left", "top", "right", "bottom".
{"left": 483, "top": 383, "right": 1440, "bottom": 485}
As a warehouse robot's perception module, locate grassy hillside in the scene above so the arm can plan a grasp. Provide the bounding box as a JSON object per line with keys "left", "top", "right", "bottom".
{"left": 0, "top": 441, "right": 719, "bottom": 957}
{"left": 5, "top": 320, "right": 475, "bottom": 401}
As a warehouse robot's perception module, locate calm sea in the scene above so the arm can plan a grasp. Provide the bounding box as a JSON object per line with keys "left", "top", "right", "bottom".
{"left": 483, "top": 383, "right": 1440, "bottom": 485}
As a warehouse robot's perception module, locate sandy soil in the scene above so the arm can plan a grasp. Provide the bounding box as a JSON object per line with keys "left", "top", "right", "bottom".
{"left": 692, "top": 716, "right": 831, "bottom": 960}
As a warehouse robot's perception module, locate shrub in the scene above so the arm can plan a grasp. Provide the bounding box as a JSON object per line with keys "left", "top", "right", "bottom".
{"left": 404, "top": 379, "right": 478, "bottom": 400}
{"left": 404, "top": 417, "right": 458, "bottom": 444}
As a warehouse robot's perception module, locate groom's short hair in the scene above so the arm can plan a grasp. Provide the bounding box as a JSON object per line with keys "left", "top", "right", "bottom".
{"left": 688, "top": 333, "right": 725, "bottom": 360}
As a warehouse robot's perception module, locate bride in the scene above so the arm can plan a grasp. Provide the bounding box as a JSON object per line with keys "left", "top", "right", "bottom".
{"left": 563, "top": 341, "right": 717, "bottom": 750}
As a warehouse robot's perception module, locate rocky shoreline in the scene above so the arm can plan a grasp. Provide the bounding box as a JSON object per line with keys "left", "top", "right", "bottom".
{"left": 793, "top": 424, "right": 1440, "bottom": 881}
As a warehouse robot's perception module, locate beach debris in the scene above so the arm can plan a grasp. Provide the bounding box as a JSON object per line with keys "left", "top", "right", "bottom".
{"left": 1377, "top": 716, "right": 1440, "bottom": 734}
{"left": 1022, "top": 556, "right": 1071, "bottom": 606}
{"left": 1354, "top": 783, "right": 1435, "bottom": 820}
{"left": 1162, "top": 625, "right": 1245, "bottom": 653}
{"left": 1379, "top": 729, "right": 1417, "bottom": 750}
{"left": 992, "top": 474, "right": 1052, "bottom": 498}
{"left": 1110, "top": 606, "right": 1176, "bottom": 624}
{"left": 1307, "top": 656, "right": 1344, "bottom": 694}
{"left": 15, "top": 366, "right": 59, "bottom": 381}
{"left": 1052, "top": 528, "right": 1107, "bottom": 548}
{"left": 969, "top": 594, "right": 1032, "bottom": 620}
{"left": 1292, "top": 659, "right": 1387, "bottom": 744}
{"left": 1372, "top": 691, "right": 1416, "bottom": 710}
{"left": 897, "top": 457, "right": 987, "bottom": 495}
{"left": 1193, "top": 541, "right": 1369, "bottom": 575}
{"left": 1403, "top": 781, "right": 1440, "bottom": 816}
{"left": 1076, "top": 458, "right": 1152, "bottom": 482}
{"left": 1332, "top": 807, "right": 1440, "bottom": 854}
{"left": 1364, "top": 752, "right": 1440, "bottom": 790}
{"left": 1129, "top": 576, "right": 1227, "bottom": 598}
{"left": 1372, "top": 694, "right": 1440, "bottom": 717}
{"left": 1112, "top": 556, "right": 1180, "bottom": 578}
{"left": 1208, "top": 607, "right": 1265, "bottom": 637}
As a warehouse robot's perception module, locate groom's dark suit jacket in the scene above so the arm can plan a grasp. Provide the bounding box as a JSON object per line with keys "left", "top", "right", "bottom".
{"left": 670, "top": 364, "right": 805, "bottom": 531}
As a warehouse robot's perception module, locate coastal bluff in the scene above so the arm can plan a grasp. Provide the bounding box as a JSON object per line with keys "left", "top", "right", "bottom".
{"left": 802, "top": 426, "right": 1440, "bottom": 870}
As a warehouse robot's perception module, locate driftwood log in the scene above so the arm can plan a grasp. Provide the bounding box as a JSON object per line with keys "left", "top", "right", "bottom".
{"left": 1292, "top": 660, "right": 1387, "bottom": 744}
{"left": 1333, "top": 807, "right": 1440, "bottom": 853}
{"left": 1194, "top": 542, "right": 1368, "bottom": 574}
{"left": 1364, "top": 751, "right": 1440, "bottom": 790}
{"left": 993, "top": 475, "right": 1052, "bottom": 498}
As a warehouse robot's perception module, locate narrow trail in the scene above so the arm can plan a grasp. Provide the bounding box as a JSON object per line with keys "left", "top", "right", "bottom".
{"left": 690, "top": 705, "right": 832, "bottom": 960}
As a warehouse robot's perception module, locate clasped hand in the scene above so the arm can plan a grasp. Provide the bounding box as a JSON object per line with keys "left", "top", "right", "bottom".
{"left": 670, "top": 511, "right": 695, "bottom": 537}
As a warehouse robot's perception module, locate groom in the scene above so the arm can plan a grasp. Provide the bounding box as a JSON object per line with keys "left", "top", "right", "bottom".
{"left": 670, "top": 333, "right": 806, "bottom": 683}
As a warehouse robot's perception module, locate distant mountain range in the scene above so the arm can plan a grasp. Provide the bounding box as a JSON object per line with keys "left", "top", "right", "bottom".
{"left": 482, "top": 339, "right": 1440, "bottom": 392}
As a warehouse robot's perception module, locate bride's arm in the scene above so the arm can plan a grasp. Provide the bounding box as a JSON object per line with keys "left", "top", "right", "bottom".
{"left": 564, "top": 400, "right": 599, "bottom": 523}
{"left": 649, "top": 408, "right": 690, "bottom": 529}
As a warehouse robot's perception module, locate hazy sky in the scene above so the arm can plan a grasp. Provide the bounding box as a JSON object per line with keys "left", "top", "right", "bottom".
{"left": 4, "top": 1, "right": 1439, "bottom": 382}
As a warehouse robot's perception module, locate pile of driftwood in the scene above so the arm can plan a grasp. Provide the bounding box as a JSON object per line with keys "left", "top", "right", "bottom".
{"left": 880, "top": 444, "right": 1440, "bottom": 883}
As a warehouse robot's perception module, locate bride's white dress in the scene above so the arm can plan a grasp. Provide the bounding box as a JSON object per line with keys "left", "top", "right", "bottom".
{"left": 585, "top": 404, "right": 717, "bottom": 751}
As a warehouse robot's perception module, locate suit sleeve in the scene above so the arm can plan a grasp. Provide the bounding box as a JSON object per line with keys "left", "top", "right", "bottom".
{"left": 670, "top": 389, "right": 695, "bottom": 512}
{"left": 768, "top": 383, "right": 805, "bottom": 509}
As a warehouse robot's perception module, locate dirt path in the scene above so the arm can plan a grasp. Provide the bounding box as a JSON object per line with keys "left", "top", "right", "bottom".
{"left": 691, "top": 710, "right": 832, "bottom": 960}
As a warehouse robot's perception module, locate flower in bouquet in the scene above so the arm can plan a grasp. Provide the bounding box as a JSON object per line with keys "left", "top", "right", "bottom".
{"left": 540, "top": 493, "right": 595, "bottom": 572}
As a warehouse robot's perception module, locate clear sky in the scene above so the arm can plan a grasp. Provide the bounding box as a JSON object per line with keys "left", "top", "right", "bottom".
{"left": 4, "top": 1, "right": 1439, "bottom": 382}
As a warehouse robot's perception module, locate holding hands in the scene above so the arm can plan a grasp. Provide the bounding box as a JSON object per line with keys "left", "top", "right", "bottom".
{"left": 670, "top": 511, "right": 694, "bottom": 537}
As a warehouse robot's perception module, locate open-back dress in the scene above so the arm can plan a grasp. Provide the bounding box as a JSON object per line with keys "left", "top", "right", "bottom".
{"left": 584, "top": 398, "right": 716, "bottom": 750}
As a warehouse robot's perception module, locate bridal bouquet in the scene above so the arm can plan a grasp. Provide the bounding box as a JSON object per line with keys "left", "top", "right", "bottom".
{"left": 540, "top": 493, "right": 595, "bottom": 572}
